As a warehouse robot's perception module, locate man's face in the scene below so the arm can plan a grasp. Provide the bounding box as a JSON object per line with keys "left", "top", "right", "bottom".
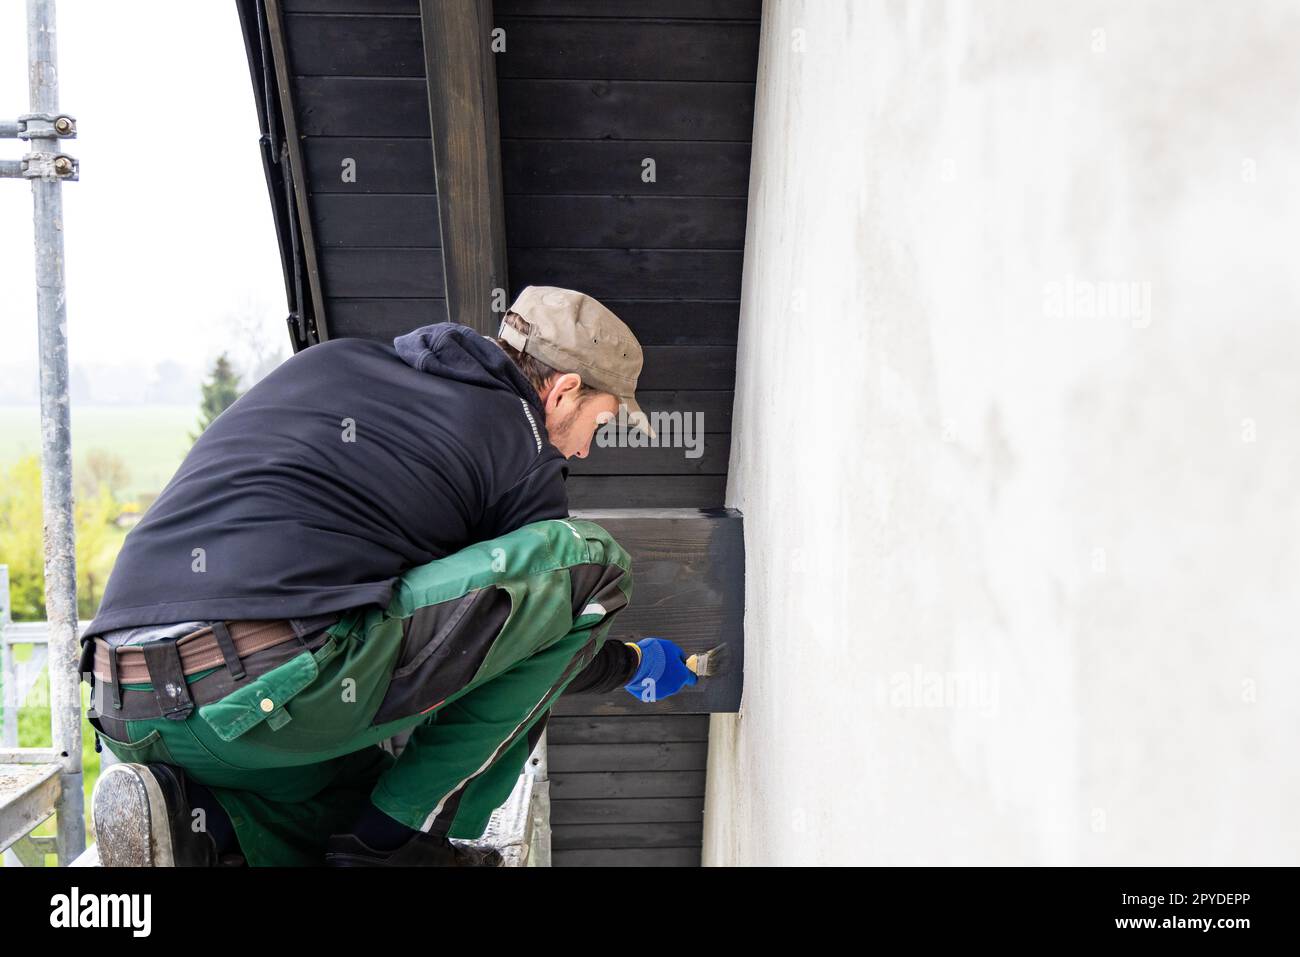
{"left": 540, "top": 373, "right": 619, "bottom": 459}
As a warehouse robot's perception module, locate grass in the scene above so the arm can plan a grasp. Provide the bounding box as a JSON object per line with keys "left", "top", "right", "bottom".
{"left": 0, "top": 404, "right": 196, "bottom": 499}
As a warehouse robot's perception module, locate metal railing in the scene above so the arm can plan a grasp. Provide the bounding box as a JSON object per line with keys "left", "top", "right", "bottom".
{"left": 0, "top": 567, "right": 87, "bottom": 866}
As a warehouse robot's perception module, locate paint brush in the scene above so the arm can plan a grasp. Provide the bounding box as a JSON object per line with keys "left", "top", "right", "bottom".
{"left": 686, "top": 643, "right": 726, "bottom": 678}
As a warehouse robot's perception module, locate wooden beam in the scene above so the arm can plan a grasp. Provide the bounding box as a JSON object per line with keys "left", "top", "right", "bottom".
{"left": 419, "top": 0, "right": 508, "bottom": 335}
{"left": 552, "top": 846, "right": 701, "bottom": 867}
{"left": 558, "top": 508, "right": 744, "bottom": 715}
{"left": 264, "top": 0, "right": 331, "bottom": 342}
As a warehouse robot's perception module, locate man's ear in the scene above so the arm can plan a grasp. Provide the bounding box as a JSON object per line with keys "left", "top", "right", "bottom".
{"left": 543, "top": 373, "right": 583, "bottom": 411}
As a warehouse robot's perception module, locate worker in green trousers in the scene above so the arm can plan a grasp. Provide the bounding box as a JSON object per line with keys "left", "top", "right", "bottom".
{"left": 91, "top": 517, "right": 640, "bottom": 867}
{"left": 83, "top": 287, "right": 698, "bottom": 866}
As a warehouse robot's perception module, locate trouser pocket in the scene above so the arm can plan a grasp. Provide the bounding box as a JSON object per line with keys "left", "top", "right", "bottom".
{"left": 89, "top": 712, "right": 179, "bottom": 767}
{"left": 180, "top": 627, "right": 394, "bottom": 767}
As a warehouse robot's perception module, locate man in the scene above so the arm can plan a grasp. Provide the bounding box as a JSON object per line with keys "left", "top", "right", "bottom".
{"left": 81, "top": 286, "right": 699, "bottom": 867}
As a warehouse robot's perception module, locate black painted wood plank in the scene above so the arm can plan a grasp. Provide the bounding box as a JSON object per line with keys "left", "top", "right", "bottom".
{"left": 549, "top": 769, "right": 706, "bottom": 800}
{"left": 566, "top": 439, "right": 729, "bottom": 476}
{"left": 326, "top": 298, "right": 446, "bottom": 340}
{"left": 286, "top": 15, "right": 758, "bottom": 82}
{"left": 499, "top": 79, "right": 756, "bottom": 141}
{"left": 317, "top": 195, "right": 746, "bottom": 249}
{"left": 549, "top": 713, "right": 709, "bottom": 745}
{"left": 498, "top": 0, "right": 759, "bottom": 16}
{"left": 502, "top": 140, "right": 753, "bottom": 196}
{"left": 314, "top": 194, "right": 441, "bottom": 247}
{"left": 318, "top": 247, "right": 443, "bottom": 298}
{"left": 305, "top": 138, "right": 436, "bottom": 194}
{"left": 506, "top": 196, "right": 746, "bottom": 248}
{"left": 550, "top": 744, "right": 707, "bottom": 774}
{"left": 495, "top": 18, "right": 759, "bottom": 82}
{"left": 284, "top": 0, "right": 759, "bottom": 17}
{"left": 552, "top": 846, "right": 699, "bottom": 866}
{"left": 549, "top": 792, "right": 706, "bottom": 819}
{"left": 285, "top": 13, "right": 423, "bottom": 77}
{"left": 637, "top": 346, "right": 737, "bottom": 390}
{"left": 282, "top": 0, "right": 417, "bottom": 11}
{"left": 596, "top": 301, "right": 739, "bottom": 346}
{"left": 604, "top": 561, "right": 736, "bottom": 617}
{"left": 326, "top": 298, "right": 449, "bottom": 339}
{"left": 305, "top": 138, "right": 751, "bottom": 196}
{"left": 508, "top": 249, "right": 743, "bottom": 299}
{"left": 563, "top": 475, "right": 726, "bottom": 510}
{"left": 297, "top": 78, "right": 754, "bottom": 141}
{"left": 296, "top": 78, "right": 430, "bottom": 137}
{"left": 550, "top": 822, "right": 703, "bottom": 850}
{"left": 631, "top": 391, "right": 732, "bottom": 430}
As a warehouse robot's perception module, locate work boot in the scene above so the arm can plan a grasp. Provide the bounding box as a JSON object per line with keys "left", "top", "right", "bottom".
{"left": 93, "top": 762, "right": 233, "bottom": 867}
{"left": 323, "top": 830, "right": 504, "bottom": 867}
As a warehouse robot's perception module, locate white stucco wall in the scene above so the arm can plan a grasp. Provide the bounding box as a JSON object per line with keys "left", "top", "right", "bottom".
{"left": 707, "top": 0, "right": 1300, "bottom": 865}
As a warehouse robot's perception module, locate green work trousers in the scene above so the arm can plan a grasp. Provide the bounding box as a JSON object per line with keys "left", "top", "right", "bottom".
{"left": 90, "top": 518, "right": 633, "bottom": 866}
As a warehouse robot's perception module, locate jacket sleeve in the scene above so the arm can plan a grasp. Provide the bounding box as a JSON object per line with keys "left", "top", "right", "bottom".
{"left": 482, "top": 451, "right": 639, "bottom": 696}
{"left": 562, "top": 639, "right": 641, "bottom": 696}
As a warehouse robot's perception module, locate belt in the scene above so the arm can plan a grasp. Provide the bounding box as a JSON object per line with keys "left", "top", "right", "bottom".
{"left": 93, "top": 619, "right": 302, "bottom": 686}
{"left": 85, "top": 615, "right": 340, "bottom": 722}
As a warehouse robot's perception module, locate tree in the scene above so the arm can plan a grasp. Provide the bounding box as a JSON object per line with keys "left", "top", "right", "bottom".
{"left": 0, "top": 454, "right": 124, "bottom": 621}
{"left": 0, "top": 456, "right": 45, "bottom": 620}
{"left": 75, "top": 482, "right": 119, "bottom": 619}
{"left": 190, "top": 352, "right": 242, "bottom": 442}
{"left": 77, "top": 449, "right": 130, "bottom": 500}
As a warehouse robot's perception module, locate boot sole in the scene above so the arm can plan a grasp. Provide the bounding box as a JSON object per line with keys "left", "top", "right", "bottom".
{"left": 92, "top": 763, "right": 175, "bottom": 867}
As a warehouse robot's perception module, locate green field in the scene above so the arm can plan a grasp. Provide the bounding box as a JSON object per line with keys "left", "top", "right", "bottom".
{"left": 0, "top": 404, "right": 197, "bottom": 499}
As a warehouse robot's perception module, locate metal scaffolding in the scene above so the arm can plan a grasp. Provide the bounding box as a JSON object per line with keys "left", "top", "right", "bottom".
{"left": 0, "top": 0, "right": 85, "bottom": 866}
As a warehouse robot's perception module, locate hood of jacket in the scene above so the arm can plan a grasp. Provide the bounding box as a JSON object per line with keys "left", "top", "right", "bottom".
{"left": 393, "top": 321, "right": 545, "bottom": 416}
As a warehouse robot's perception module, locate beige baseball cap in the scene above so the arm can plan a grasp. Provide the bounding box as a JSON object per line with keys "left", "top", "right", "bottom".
{"left": 499, "top": 285, "right": 657, "bottom": 440}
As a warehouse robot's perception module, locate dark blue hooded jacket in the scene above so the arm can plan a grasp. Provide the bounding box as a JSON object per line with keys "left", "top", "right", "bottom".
{"left": 84, "top": 323, "right": 571, "bottom": 636}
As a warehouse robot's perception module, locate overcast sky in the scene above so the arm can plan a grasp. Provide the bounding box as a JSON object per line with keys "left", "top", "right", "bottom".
{"left": 0, "top": 1, "right": 287, "bottom": 401}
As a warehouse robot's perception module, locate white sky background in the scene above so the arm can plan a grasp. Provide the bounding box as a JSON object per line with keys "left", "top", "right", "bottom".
{"left": 0, "top": 1, "right": 287, "bottom": 403}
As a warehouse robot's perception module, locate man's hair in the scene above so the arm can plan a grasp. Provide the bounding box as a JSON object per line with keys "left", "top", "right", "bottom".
{"left": 494, "top": 311, "right": 600, "bottom": 402}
